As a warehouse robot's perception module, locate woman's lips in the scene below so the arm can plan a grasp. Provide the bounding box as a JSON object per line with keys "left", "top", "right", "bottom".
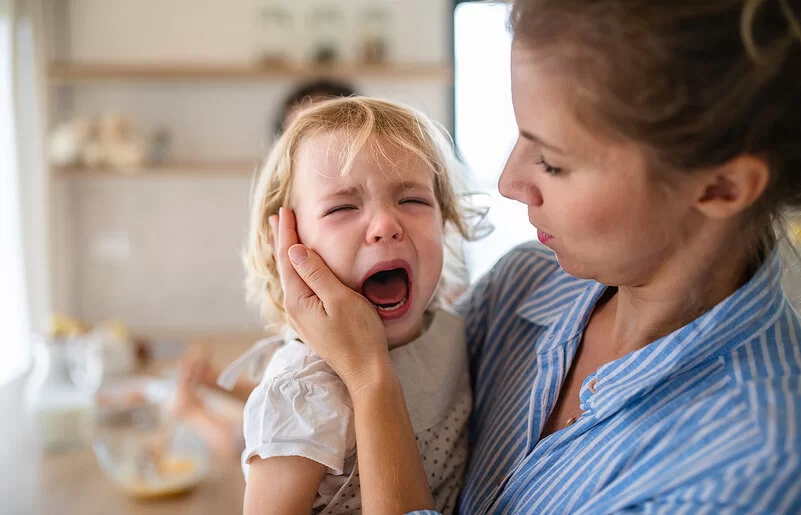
{"left": 537, "top": 229, "right": 553, "bottom": 244}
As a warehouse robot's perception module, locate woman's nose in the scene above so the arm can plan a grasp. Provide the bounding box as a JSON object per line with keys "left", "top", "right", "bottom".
{"left": 366, "top": 209, "right": 403, "bottom": 243}
{"left": 498, "top": 143, "right": 543, "bottom": 207}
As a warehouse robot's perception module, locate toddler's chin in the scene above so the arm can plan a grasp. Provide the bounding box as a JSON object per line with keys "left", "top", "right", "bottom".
{"left": 384, "top": 316, "right": 423, "bottom": 348}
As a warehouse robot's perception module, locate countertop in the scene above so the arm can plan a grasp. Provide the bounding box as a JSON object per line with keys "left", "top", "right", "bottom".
{"left": 0, "top": 333, "right": 262, "bottom": 515}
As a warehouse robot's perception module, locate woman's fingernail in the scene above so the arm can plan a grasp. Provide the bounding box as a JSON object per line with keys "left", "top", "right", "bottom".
{"left": 288, "top": 245, "right": 308, "bottom": 264}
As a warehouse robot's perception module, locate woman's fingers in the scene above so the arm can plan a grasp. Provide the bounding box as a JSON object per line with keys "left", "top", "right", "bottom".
{"left": 270, "top": 206, "right": 388, "bottom": 390}
{"left": 287, "top": 242, "right": 388, "bottom": 391}
{"left": 272, "top": 208, "right": 314, "bottom": 305}
{"left": 287, "top": 244, "right": 352, "bottom": 310}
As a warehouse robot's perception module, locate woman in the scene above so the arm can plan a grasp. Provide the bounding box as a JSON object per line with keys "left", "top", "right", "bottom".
{"left": 270, "top": 0, "right": 801, "bottom": 513}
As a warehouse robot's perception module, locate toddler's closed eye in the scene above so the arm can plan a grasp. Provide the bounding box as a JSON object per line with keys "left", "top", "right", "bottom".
{"left": 325, "top": 205, "right": 358, "bottom": 216}
{"left": 400, "top": 198, "right": 432, "bottom": 206}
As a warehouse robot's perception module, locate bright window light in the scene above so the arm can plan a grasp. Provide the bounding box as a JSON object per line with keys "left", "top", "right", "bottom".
{"left": 0, "top": 1, "right": 32, "bottom": 385}
{"left": 454, "top": 1, "right": 538, "bottom": 282}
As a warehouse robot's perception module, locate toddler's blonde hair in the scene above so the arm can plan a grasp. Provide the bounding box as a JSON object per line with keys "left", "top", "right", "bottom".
{"left": 244, "top": 96, "right": 477, "bottom": 330}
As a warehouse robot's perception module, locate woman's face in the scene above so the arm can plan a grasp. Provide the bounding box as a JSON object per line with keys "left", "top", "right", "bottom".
{"left": 500, "top": 40, "right": 701, "bottom": 286}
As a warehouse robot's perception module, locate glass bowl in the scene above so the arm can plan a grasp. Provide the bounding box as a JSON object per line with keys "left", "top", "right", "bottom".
{"left": 91, "top": 376, "right": 210, "bottom": 498}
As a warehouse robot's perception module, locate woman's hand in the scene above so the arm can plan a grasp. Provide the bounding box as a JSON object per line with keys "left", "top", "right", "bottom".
{"left": 271, "top": 207, "right": 392, "bottom": 393}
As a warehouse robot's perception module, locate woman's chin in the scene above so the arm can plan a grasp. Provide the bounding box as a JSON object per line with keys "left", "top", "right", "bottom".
{"left": 554, "top": 254, "right": 596, "bottom": 281}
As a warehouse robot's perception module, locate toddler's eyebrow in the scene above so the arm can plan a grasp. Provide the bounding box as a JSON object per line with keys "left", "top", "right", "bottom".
{"left": 394, "top": 180, "right": 433, "bottom": 193}
{"left": 321, "top": 186, "right": 362, "bottom": 203}
{"left": 321, "top": 181, "right": 432, "bottom": 203}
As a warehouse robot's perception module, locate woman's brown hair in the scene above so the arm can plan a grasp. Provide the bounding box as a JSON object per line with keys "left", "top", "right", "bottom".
{"left": 511, "top": 0, "right": 801, "bottom": 259}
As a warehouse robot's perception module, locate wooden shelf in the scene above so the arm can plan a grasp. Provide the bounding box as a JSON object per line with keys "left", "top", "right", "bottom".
{"left": 48, "top": 62, "right": 453, "bottom": 83}
{"left": 54, "top": 162, "right": 260, "bottom": 178}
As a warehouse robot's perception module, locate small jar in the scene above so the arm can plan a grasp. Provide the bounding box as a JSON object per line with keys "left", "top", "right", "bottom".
{"left": 308, "top": 4, "right": 346, "bottom": 65}
{"left": 255, "top": 3, "right": 294, "bottom": 66}
{"left": 359, "top": 4, "right": 392, "bottom": 65}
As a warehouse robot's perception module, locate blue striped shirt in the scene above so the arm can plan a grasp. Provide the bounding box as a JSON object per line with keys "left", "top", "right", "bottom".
{"left": 409, "top": 241, "right": 801, "bottom": 514}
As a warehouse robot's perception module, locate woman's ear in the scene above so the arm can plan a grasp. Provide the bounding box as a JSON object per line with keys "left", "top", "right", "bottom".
{"left": 693, "top": 155, "right": 770, "bottom": 219}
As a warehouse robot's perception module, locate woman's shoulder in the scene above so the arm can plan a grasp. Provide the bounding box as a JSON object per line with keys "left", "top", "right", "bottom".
{"left": 720, "top": 299, "right": 801, "bottom": 383}
{"left": 472, "top": 240, "right": 585, "bottom": 307}
{"left": 714, "top": 301, "right": 801, "bottom": 447}
{"left": 494, "top": 240, "right": 561, "bottom": 271}
{"left": 478, "top": 241, "right": 559, "bottom": 289}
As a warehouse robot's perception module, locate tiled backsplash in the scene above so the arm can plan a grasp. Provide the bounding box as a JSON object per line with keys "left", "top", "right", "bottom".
{"left": 59, "top": 175, "right": 263, "bottom": 332}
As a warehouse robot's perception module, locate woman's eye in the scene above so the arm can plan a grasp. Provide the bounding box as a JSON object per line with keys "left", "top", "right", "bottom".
{"left": 325, "top": 205, "right": 357, "bottom": 216}
{"left": 535, "top": 156, "right": 563, "bottom": 176}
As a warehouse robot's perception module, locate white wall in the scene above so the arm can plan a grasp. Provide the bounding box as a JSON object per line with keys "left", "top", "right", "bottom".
{"left": 64, "top": 0, "right": 448, "bottom": 66}
{"left": 49, "top": 0, "right": 453, "bottom": 332}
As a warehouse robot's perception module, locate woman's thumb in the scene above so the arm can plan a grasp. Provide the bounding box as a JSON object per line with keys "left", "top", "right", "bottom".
{"left": 288, "top": 244, "right": 309, "bottom": 265}
{"left": 288, "top": 244, "right": 341, "bottom": 302}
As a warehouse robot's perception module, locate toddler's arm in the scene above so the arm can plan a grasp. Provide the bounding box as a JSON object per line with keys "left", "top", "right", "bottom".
{"left": 244, "top": 456, "right": 326, "bottom": 515}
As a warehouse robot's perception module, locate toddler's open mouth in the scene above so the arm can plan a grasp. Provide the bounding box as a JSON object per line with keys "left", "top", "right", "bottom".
{"left": 361, "top": 262, "right": 413, "bottom": 320}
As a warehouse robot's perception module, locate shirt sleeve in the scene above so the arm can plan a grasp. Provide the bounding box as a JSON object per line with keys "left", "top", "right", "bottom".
{"left": 242, "top": 350, "right": 354, "bottom": 476}
{"left": 404, "top": 511, "right": 442, "bottom": 515}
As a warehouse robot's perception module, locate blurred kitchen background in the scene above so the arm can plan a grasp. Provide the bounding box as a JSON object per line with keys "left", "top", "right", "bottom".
{"left": 2, "top": 0, "right": 539, "bottom": 385}
{"left": 1, "top": 1, "right": 538, "bottom": 513}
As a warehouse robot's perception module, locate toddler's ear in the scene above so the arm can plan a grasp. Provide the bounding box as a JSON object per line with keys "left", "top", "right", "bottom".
{"left": 693, "top": 155, "right": 769, "bottom": 220}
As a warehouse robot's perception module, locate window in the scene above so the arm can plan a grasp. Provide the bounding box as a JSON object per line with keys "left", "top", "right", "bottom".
{"left": 0, "top": 0, "right": 32, "bottom": 385}
{"left": 454, "top": 1, "right": 537, "bottom": 282}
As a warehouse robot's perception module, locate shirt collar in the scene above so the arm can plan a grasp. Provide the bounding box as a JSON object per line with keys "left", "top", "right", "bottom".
{"left": 587, "top": 249, "right": 786, "bottom": 417}
{"left": 515, "top": 264, "right": 604, "bottom": 352}
{"left": 515, "top": 261, "right": 599, "bottom": 330}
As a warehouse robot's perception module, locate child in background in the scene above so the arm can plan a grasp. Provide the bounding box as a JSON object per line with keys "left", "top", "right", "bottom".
{"left": 272, "top": 78, "right": 358, "bottom": 135}
{"left": 171, "top": 344, "right": 254, "bottom": 460}
{"left": 234, "top": 97, "right": 480, "bottom": 514}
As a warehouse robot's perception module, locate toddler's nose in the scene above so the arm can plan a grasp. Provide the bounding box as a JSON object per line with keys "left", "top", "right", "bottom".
{"left": 367, "top": 211, "right": 403, "bottom": 243}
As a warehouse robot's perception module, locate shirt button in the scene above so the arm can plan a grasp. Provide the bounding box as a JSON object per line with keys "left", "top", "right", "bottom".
{"left": 588, "top": 378, "right": 598, "bottom": 393}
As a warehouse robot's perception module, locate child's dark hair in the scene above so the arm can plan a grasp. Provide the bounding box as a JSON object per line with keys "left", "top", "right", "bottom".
{"left": 273, "top": 78, "right": 358, "bottom": 134}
